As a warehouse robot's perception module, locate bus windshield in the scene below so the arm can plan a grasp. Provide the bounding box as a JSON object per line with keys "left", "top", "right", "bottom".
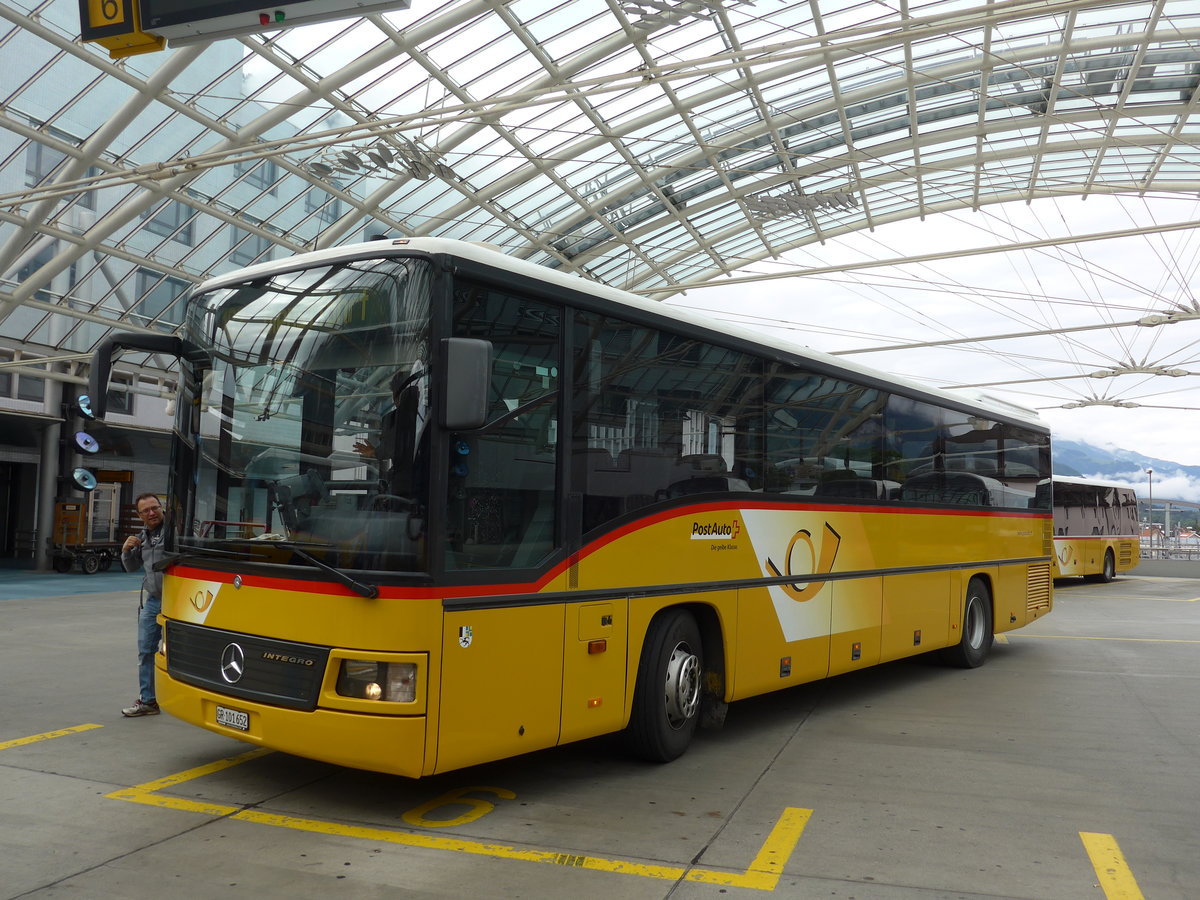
{"left": 177, "top": 256, "right": 433, "bottom": 574}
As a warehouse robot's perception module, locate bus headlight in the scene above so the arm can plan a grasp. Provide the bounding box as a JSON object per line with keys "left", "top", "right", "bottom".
{"left": 336, "top": 660, "right": 417, "bottom": 703}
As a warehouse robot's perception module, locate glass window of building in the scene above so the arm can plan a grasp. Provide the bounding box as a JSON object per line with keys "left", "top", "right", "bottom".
{"left": 106, "top": 376, "right": 134, "bottom": 415}
{"left": 0, "top": 352, "right": 12, "bottom": 397}
{"left": 140, "top": 200, "right": 195, "bottom": 245}
{"left": 229, "top": 229, "right": 273, "bottom": 267}
{"left": 234, "top": 158, "right": 280, "bottom": 194}
{"left": 305, "top": 188, "right": 341, "bottom": 224}
{"left": 134, "top": 268, "right": 189, "bottom": 326}
{"left": 16, "top": 365, "right": 45, "bottom": 402}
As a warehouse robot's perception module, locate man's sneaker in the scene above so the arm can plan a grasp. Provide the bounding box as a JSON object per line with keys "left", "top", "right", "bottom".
{"left": 121, "top": 699, "right": 160, "bottom": 717}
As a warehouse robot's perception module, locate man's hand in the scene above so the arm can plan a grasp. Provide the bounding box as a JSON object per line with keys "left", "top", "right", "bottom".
{"left": 122, "top": 535, "right": 142, "bottom": 553}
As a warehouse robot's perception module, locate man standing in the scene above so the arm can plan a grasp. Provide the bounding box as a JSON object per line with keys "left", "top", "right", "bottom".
{"left": 120, "top": 492, "right": 167, "bottom": 717}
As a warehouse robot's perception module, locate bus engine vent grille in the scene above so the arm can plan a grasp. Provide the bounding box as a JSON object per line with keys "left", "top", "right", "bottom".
{"left": 166, "top": 620, "right": 329, "bottom": 711}
{"left": 1026, "top": 563, "right": 1052, "bottom": 613}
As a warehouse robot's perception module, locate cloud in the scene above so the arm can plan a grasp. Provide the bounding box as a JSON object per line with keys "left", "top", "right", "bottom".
{"left": 1079, "top": 468, "right": 1200, "bottom": 504}
{"left": 1042, "top": 407, "right": 1197, "bottom": 468}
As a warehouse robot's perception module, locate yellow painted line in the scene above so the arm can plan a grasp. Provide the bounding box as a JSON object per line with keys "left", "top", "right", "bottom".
{"left": 111, "top": 746, "right": 272, "bottom": 794}
{"left": 1074, "top": 596, "right": 1199, "bottom": 603}
{"left": 1080, "top": 832, "right": 1145, "bottom": 900}
{"left": 235, "top": 807, "right": 694, "bottom": 879}
{"left": 687, "top": 806, "right": 811, "bottom": 889}
{"left": 0, "top": 723, "right": 103, "bottom": 751}
{"left": 112, "top": 789, "right": 243, "bottom": 817}
{"left": 1014, "top": 634, "right": 1200, "bottom": 644}
{"left": 104, "top": 746, "right": 272, "bottom": 814}
{"left": 402, "top": 786, "right": 516, "bottom": 827}
{"left": 995, "top": 634, "right": 1009, "bottom": 644}
{"left": 107, "top": 749, "right": 811, "bottom": 891}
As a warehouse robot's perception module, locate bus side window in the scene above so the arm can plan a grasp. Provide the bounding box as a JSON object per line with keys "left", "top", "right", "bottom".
{"left": 446, "top": 281, "right": 560, "bottom": 571}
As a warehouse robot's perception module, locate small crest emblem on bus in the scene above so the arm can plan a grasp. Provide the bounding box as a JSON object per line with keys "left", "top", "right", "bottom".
{"left": 458, "top": 625, "right": 473, "bottom": 649}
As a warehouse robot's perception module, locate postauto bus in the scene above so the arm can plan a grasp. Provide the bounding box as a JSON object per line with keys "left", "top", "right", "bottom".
{"left": 80, "top": 238, "right": 1054, "bottom": 777}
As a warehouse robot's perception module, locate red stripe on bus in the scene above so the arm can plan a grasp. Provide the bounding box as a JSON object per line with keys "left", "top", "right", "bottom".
{"left": 173, "top": 501, "right": 1050, "bottom": 599}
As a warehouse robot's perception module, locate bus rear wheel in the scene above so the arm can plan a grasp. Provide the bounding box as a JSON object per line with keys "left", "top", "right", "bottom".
{"left": 626, "top": 608, "right": 703, "bottom": 762}
{"left": 941, "top": 578, "right": 993, "bottom": 668}
{"left": 1086, "top": 550, "right": 1116, "bottom": 584}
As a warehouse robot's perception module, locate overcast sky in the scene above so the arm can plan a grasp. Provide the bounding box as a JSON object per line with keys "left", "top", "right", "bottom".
{"left": 672, "top": 192, "right": 1200, "bottom": 498}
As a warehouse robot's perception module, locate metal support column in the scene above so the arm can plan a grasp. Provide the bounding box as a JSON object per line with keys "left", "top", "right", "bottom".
{"left": 34, "top": 418, "right": 60, "bottom": 571}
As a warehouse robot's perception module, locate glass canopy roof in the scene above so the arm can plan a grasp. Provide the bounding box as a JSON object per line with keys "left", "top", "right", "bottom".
{"left": 2, "top": 0, "right": 1200, "bottom": 435}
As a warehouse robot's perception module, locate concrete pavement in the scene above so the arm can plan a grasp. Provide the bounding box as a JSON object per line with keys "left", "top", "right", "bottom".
{"left": 2, "top": 571, "right": 1198, "bottom": 898}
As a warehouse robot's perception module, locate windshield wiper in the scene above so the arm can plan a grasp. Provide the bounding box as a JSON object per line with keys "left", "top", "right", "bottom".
{"left": 272, "top": 542, "right": 379, "bottom": 599}
{"left": 156, "top": 540, "right": 379, "bottom": 599}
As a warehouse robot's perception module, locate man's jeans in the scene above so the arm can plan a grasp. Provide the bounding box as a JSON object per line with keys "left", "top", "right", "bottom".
{"left": 138, "top": 594, "right": 162, "bottom": 704}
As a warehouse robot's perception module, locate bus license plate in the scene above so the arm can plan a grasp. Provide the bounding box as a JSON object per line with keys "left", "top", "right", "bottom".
{"left": 215, "top": 705, "right": 249, "bottom": 731}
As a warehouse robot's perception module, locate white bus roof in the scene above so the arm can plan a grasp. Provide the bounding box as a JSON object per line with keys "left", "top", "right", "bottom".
{"left": 1052, "top": 475, "right": 1139, "bottom": 492}
{"left": 195, "top": 237, "right": 1045, "bottom": 428}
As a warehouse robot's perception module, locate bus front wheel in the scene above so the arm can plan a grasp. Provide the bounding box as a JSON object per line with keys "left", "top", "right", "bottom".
{"left": 626, "top": 608, "right": 703, "bottom": 762}
{"left": 941, "top": 578, "right": 993, "bottom": 668}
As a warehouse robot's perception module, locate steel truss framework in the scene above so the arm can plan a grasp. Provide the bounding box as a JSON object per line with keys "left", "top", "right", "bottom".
{"left": 1, "top": 0, "right": 1199, "bottom": 410}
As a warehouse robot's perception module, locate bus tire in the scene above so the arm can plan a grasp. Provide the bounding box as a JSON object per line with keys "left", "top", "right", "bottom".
{"left": 626, "top": 608, "right": 703, "bottom": 762}
{"left": 1086, "top": 550, "right": 1116, "bottom": 584}
{"left": 941, "top": 578, "right": 993, "bottom": 668}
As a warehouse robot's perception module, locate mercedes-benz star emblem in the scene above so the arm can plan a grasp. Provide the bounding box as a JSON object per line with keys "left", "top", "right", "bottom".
{"left": 220, "top": 642, "right": 246, "bottom": 684}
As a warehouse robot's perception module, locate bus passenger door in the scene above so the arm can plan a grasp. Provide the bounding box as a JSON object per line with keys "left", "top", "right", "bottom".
{"left": 559, "top": 599, "right": 628, "bottom": 744}
{"left": 436, "top": 604, "right": 565, "bottom": 774}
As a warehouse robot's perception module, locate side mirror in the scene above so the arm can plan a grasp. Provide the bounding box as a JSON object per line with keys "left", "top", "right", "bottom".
{"left": 84, "top": 331, "right": 209, "bottom": 420}
{"left": 74, "top": 331, "right": 210, "bottom": 495}
{"left": 85, "top": 332, "right": 184, "bottom": 420}
{"left": 441, "top": 338, "right": 492, "bottom": 431}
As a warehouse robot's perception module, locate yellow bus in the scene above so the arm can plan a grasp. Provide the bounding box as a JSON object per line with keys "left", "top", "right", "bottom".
{"left": 82, "top": 238, "right": 1053, "bottom": 777}
{"left": 1046, "top": 476, "right": 1140, "bottom": 582}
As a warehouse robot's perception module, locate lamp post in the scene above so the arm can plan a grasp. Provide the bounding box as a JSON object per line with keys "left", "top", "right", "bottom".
{"left": 1146, "top": 468, "right": 1153, "bottom": 553}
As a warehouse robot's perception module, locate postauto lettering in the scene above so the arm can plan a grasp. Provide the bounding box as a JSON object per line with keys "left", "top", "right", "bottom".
{"left": 691, "top": 520, "right": 740, "bottom": 539}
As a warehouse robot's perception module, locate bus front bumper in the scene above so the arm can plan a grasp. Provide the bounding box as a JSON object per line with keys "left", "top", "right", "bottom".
{"left": 156, "top": 672, "right": 430, "bottom": 778}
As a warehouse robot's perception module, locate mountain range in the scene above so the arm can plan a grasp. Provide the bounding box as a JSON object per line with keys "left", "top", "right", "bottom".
{"left": 1053, "top": 438, "right": 1200, "bottom": 483}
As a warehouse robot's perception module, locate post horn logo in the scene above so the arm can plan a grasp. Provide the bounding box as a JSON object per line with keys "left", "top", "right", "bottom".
{"left": 765, "top": 522, "right": 842, "bottom": 602}
{"left": 189, "top": 589, "right": 215, "bottom": 612}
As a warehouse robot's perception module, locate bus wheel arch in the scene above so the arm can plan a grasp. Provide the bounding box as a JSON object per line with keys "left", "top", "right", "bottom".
{"left": 941, "top": 576, "right": 994, "bottom": 668}
{"left": 626, "top": 606, "right": 706, "bottom": 762}
{"left": 1086, "top": 550, "right": 1116, "bottom": 583}
{"left": 690, "top": 603, "right": 728, "bottom": 730}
